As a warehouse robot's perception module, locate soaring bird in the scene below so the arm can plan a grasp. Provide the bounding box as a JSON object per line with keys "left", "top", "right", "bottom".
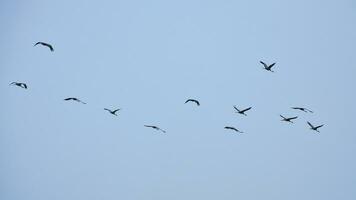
{"left": 64, "top": 97, "right": 86, "bottom": 104}
{"left": 34, "top": 42, "right": 54, "bottom": 51}
{"left": 10, "top": 82, "right": 27, "bottom": 89}
{"left": 185, "top": 99, "right": 200, "bottom": 106}
{"left": 224, "top": 126, "right": 244, "bottom": 133}
{"left": 233, "top": 106, "right": 252, "bottom": 116}
{"left": 307, "top": 121, "right": 324, "bottom": 132}
{"left": 291, "top": 107, "right": 313, "bottom": 113}
{"left": 144, "top": 125, "right": 166, "bottom": 133}
{"left": 260, "top": 61, "right": 276, "bottom": 72}
{"left": 104, "top": 108, "right": 120, "bottom": 116}
{"left": 280, "top": 115, "right": 298, "bottom": 123}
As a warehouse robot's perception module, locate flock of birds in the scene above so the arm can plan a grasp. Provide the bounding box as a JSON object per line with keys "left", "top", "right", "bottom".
{"left": 10, "top": 41, "right": 324, "bottom": 134}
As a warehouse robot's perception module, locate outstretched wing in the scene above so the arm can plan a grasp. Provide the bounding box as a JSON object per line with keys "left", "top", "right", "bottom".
{"left": 241, "top": 107, "right": 252, "bottom": 112}
{"left": 280, "top": 115, "right": 286, "bottom": 120}
{"left": 113, "top": 109, "right": 120, "bottom": 113}
{"left": 288, "top": 116, "right": 298, "bottom": 120}
{"left": 315, "top": 124, "right": 324, "bottom": 129}
{"left": 45, "top": 43, "right": 54, "bottom": 51}
{"left": 260, "top": 61, "right": 267, "bottom": 68}
{"left": 233, "top": 106, "right": 240, "bottom": 112}
{"left": 268, "top": 63, "right": 276, "bottom": 69}
{"left": 307, "top": 121, "right": 315, "bottom": 129}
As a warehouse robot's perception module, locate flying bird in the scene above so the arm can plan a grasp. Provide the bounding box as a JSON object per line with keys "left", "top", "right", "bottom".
{"left": 233, "top": 106, "right": 252, "bottom": 116}
{"left": 260, "top": 61, "right": 276, "bottom": 72}
{"left": 224, "top": 126, "right": 244, "bottom": 133}
{"left": 104, "top": 108, "right": 120, "bottom": 116}
{"left": 280, "top": 115, "right": 298, "bottom": 123}
{"left": 10, "top": 82, "right": 27, "bottom": 89}
{"left": 307, "top": 121, "right": 324, "bottom": 132}
{"left": 185, "top": 99, "right": 200, "bottom": 106}
{"left": 144, "top": 125, "right": 166, "bottom": 133}
{"left": 64, "top": 97, "right": 86, "bottom": 104}
{"left": 34, "top": 42, "right": 54, "bottom": 51}
{"left": 291, "top": 107, "right": 313, "bottom": 113}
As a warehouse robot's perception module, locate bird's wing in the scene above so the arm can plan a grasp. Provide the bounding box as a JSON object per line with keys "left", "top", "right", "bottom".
{"left": 307, "top": 121, "right": 314, "bottom": 128}
{"left": 185, "top": 99, "right": 191, "bottom": 104}
{"left": 268, "top": 63, "right": 276, "bottom": 69}
{"left": 260, "top": 61, "right": 267, "bottom": 67}
{"left": 64, "top": 98, "right": 71, "bottom": 100}
{"left": 47, "top": 44, "right": 54, "bottom": 51}
{"left": 113, "top": 109, "right": 120, "bottom": 113}
{"left": 104, "top": 108, "right": 111, "bottom": 112}
{"left": 233, "top": 106, "right": 240, "bottom": 112}
{"left": 22, "top": 84, "right": 28, "bottom": 89}
{"left": 34, "top": 42, "right": 41, "bottom": 46}
{"left": 289, "top": 116, "right": 298, "bottom": 120}
{"left": 242, "top": 107, "right": 252, "bottom": 112}
{"left": 194, "top": 100, "right": 200, "bottom": 106}
{"left": 280, "top": 115, "right": 286, "bottom": 119}
{"left": 144, "top": 125, "right": 154, "bottom": 128}
{"left": 315, "top": 124, "right": 324, "bottom": 129}
{"left": 306, "top": 108, "right": 314, "bottom": 113}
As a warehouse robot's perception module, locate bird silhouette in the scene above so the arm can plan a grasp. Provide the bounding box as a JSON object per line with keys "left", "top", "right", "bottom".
{"left": 104, "top": 108, "right": 120, "bottom": 116}
{"left": 185, "top": 99, "right": 200, "bottom": 106}
{"left": 307, "top": 121, "right": 324, "bottom": 132}
{"left": 280, "top": 115, "right": 298, "bottom": 123}
{"left": 260, "top": 61, "right": 276, "bottom": 72}
{"left": 291, "top": 107, "right": 313, "bottom": 113}
{"left": 233, "top": 106, "right": 252, "bottom": 116}
{"left": 34, "top": 42, "right": 54, "bottom": 51}
{"left": 10, "top": 82, "right": 27, "bottom": 89}
{"left": 224, "top": 126, "right": 244, "bottom": 133}
{"left": 144, "top": 125, "right": 166, "bottom": 133}
{"left": 64, "top": 97, "right": 86, "bottom": 104}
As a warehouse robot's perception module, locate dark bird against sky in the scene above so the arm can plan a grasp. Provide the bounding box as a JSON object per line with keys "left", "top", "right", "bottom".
{"left": 280, "top": 115, "right": 298, "bottom": 123}
{"left": 291, "top": 107, "right": 313, "bottom": 113}
{"left": 224, "top": 126, "right": 244, "bottom": 133}
{"left": 104, "top": 108, "right": 120, "bottom": 116}
{"left": 307, "top": 121, "right": 324, "bottom": 132}
{"left": 233, "top": 106, "right": 252, "bottom": 116}
{"left": 185, "top": 99, "right": 200, "bottom": 106}
{"left": 144, "top": 125, "right": 166, "bottom": 133}
{"left": 260, "top": 61, "right": 276, "bottom": 72}
{"left": 64, "top": 97, "right": 86, "bottom": 104}
{"left": 10, "top": 82, "right": 27, "bottom": 89}
{"left": 34, "top": 42, "right": 54, "bottom": 51}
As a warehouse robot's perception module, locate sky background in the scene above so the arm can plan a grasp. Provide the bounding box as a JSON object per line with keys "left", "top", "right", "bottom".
{"left": 1, "top": 0, "right": 356, "bottom": 199}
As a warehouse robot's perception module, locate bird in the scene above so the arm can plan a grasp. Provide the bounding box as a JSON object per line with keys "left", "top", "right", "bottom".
{"left": 291, "top": 107, "right": 313, "bottom": 113}
{"left": 104, "top": 108, "right": 120, "bottom": 116}
{"left": 280, "top": 115, "right": 298, "bottom": 123}
{"left": 34, "top": 42, "right": 54, "bottom": 51}
{"left": 260, "top": 61, "right": 276, "bottom": 72}
{"left": 224, "top": 126, "right": 244, "bottom": 133}
{"left": 233, "top": 106, "right": 252, "bottom": 116}
{"left": 185, "top": 99, "right": 200, "bottom": 106}
{"left": 64, "top": 97, "right": 86, "bottom": 104}
{"left": 307, "top": 121, "right": 324, "bottom": 132}
{"left": 144, "top": 125, "right": 166, "bottom": 133}
{"left": 10, "top": 82, "right": 27, "bottom": 89}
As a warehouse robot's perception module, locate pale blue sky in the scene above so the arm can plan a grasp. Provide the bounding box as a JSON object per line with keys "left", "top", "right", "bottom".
{"left": 1, "top": 0, "right": 356, "bottom": 199}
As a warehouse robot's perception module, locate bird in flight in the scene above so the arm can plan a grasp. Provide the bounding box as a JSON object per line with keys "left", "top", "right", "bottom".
{"left": 224, "top": 126, "right": 244, "bottom": 133}
{"left": 104, "top": 108, "right": 120, "bottom": 116}
{"left": 280, "top": 115, "right": 298, "bottom": 123}
{"left": 185, "top": 99, "right": 200, "bottom": 106}
{"left": 64, "top": 97, "right": 86, "bottom": 104}
{"left": 307, "top": 121, "right": 324, "bottom": 132}
{"left": 34, "top": 42, "right": 54, "bottom": 51}
{"left": 291, "top": 107, "right": 313, "bottom": 113}
{"left": 233, "top": 106, "right": 252, "bottom": 116}
{"left": 10, "top": 82, "right": 27, "bottom": 89}
{"left": 260, "top": 61, "right": 276, "bottom": 72}
{"left": 144, "top": 125, "right": 166, "bottom": 133}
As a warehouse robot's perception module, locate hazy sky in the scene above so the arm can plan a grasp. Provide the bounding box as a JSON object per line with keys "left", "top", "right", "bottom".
{"left": 1, "top": 0, "right": 356, "bottom": 199}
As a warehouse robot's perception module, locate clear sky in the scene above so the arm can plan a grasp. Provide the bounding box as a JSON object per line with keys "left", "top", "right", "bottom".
{"left": 1, "top": 0, "right": 356, "bottom": 199}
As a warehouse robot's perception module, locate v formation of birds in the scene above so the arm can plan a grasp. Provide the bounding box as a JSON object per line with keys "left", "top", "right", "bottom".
{"left": 10, "top": 42, "right": 325, "bottom": 134}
